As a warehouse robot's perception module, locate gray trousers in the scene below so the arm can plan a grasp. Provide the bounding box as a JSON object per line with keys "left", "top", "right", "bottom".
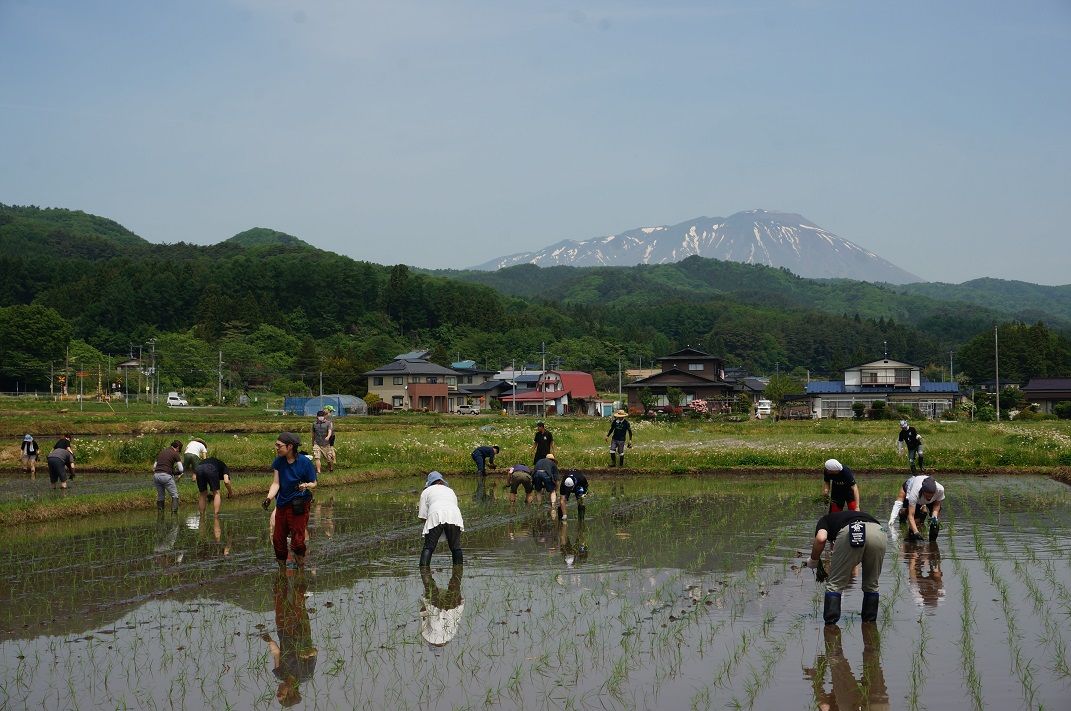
{"left": 827, "top": 522, "right": 887, "bottom": 594}
{"left": 153, "top": 472, "right": 179, "bottom": 502}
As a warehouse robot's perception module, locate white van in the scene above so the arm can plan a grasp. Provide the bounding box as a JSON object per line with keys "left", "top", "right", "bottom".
{"left": 755, "top": 399, "right": 772, "bottom": 419}
{"left": 166, "top": 392, "right": 189, "bottom": 407}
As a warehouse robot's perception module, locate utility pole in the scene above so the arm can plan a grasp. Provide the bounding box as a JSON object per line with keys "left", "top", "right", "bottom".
{"left": 50, "top": 362, "right": 54, "bottom": 398}
{"left": 541, "top": 342, "right": 546, "bottom": 418}
{"left": 949, "top": 350, "right": 954, "bottom": 381}
{"left": 511, "top": 358, "right": 516, "bottom": 416}
{"left": 320, "top": 371, "right": 324, "bottom": 398}
{"left": 618, "top": 353, "right": 623, "bottom": 410}
{"left": 994, "top": 326, "right": 1000, "bottom": 421}
{"left": 218, "top": 350, "right": 223, "bottom": 403}
{"left": 78, "top": 364, "right": 83, "bottom": 411}
{"left": 148, "top": 338, "right": 157, "bottom": 407}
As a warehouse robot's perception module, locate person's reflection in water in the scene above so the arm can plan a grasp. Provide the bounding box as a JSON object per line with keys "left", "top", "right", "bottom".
{"left": 805, "top": 625, "right": 890, "bottom": 711}
{"left": 420, "top": 566, "right": 465, "bottom": 652}
{"left": 312, "top": 497, "right": 335, "bottom": 539}
{"left": 153, "top": 516, "right": 183, "bottom": 567}
{"left": 262, "top": 571, "right": 317, "bottom": 707}
{"left": 906, "top": 541, "right": 944, "bottom": 608}
{"left": 474, "top": 476, "right": 497, "bottom": 504}
{"left": 558, "top": 520, "right": 589, "bottom": 569}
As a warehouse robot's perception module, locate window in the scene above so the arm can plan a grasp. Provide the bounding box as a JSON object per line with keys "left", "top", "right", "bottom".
{"left": 426, "top": 376, "right": 438, "bottom": 384}
{"left": 410, "top": 376, "right": 422, "bottom": 384}
{"left": 895, "top": 369, "right": 911, "bottom": 386}
{"left": 446, "top": 376, "right": 456, "bottom": 386}
{"left": 392, "top": 396, "right": 404, "bottom": 407}
{"left": 372, "top": 376, "right": 383, "bottom": 386}
{"left": 393, "top": 376, "right": 404, "bottom": 386}
{"left": 688, "top": 363, "right": 704, "bottom": 371}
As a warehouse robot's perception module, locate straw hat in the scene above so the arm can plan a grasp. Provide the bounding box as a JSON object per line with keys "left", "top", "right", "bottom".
{"left": 613, "top": 409, "right": 628, "bottom": 418}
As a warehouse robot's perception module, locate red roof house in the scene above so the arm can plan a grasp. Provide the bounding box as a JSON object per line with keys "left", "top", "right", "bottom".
{"left": 499, "top": 370, "right": 598, "bottom": 416}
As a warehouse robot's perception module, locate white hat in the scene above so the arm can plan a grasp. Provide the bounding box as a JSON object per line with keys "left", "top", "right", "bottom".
{"left": 900, "top": 420, "right": 908, "bottom": 428}
{"left": 824, "top": 459, "right": 843, "bottom": 472}
{"left": 564, "top": 476, "right": 575, "bottom": 487}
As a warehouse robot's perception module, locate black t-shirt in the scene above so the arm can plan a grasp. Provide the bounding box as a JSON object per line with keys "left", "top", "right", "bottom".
{"left": 195, "top": 457, "right": 229, "bottom": 480}
{"left": 533, "top": 430, "right": 553, "bottom": 457}
{"left": 560, "top": 471, "right": 588, "bottom": 492}
{"left": 898, "top": 427, "right": 921, "bottom": 449}
{"left": 606, "top": 419, "right": 632, "bottom": 440}
{"left": 815, "top": 511, "right": 880, "bottom": 540}
{"left": 823, "top": 466, "right": 857, "bottom": 504}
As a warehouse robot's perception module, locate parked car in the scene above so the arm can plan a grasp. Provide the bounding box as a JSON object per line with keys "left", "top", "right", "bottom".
{"left": 166, "top": 392, "right": 189, "bottom": 407}
{"left": 755, "top": 399, "right": 772, "bottom": 419}
{"left": 456, "top": 404, "right": 481, "bottom": 415}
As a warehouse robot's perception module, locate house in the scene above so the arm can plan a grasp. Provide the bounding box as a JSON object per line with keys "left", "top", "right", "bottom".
{"left": 364, "top": 350, "right": 464, "bottom": 413}
{"left": 805, "top": 358, "right": 959, "bottom": 419}
{"left": 499, "top": 370, "right": 598, "bottom": 416}
{"left": 623, "top": 347, "right": 736, "bottom": 411}
{"left": 1020, "top": 378, "right": 1071, "bottom": 415}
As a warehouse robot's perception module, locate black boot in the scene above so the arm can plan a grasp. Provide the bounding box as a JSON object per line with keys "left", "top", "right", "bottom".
{"left": 419, "top": 548, "right": 433, "bottom": 568}
{"left": 929, "top": 517, "right": 940, "bottom": 542}
{"left": 156, "top": 500, "right": 165, "bottom": 512}
{"left": 610, "top": 453, "right": 617, "bottom": 467}
{"left": 823, "top": 591, "right": 842, "bottom": 625}
{"left": 861, "top": 591, "right": 879, "bottom": 623}
{"left": 578, "top": 505, "right": 586, "bottom": 521}
{"left": 451, "top": 549, "right": 463, "bottom": 565}
{"left": 618, "top": 456, "right": 624, "bottom": 468}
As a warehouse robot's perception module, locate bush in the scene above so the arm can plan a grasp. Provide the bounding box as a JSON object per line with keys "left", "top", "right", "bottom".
{"left": 852, "top": 403, "right": 867, "bottom": 420}
{"left": 117, "top": 436, "right": 167, "bottom": 464}
{"left": 1054, "top": 401, "right": 1071, "bottom": 420}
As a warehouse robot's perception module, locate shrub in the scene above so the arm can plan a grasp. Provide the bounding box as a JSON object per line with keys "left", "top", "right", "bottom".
{"left": 852, "top": 403, "right": 867, "bottom": 420}
{"left": 117, "top": 436, "right": 167, "bottom": 464}
{"left": 1054, "top": 401, "right": 1071, "bottom": 420}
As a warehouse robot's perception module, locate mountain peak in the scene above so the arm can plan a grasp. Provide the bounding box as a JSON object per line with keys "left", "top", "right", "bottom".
{"left": 473, "top": 210, "right": 920, "bottom": 284}
{"left": 223, "top": 228, "right": 312, "bottom": 249}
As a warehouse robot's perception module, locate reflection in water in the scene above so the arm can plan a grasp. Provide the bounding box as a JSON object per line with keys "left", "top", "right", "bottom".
{"left": 558, "top": 520, "right": 589, "bottom": 568}
{"left": 263, "top": 572, "right": 318, "bottom": 707}
{"left": 419, "top": 566, "right": 464, "bottom": 650}
{"left": 906, "top": 541, "right": 944, "bottom": 608}
{"left": 152, "top": 517, "right": 182, "bottom": 566}
{"left": 474, "top": 477, "right": 498, "bottom": 504}
{"left": 805, "top": 625, "right": 890, "bottom": 711}
{"left": 313, "top": 498, "right": 335, "bottom": 539}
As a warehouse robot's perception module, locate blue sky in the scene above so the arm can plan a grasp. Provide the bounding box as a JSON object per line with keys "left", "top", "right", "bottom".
{"left": 2, "top": 1, "right": 1069, "bottom": 284}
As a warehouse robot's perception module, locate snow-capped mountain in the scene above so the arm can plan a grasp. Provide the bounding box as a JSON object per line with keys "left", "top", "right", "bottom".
{"left": 473, "top": 210, "right": 921, "bottom": 284}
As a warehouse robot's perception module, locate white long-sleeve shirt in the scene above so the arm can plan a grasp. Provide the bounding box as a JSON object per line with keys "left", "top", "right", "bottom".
{"left": 418, "top": 484, "right": 465, "bottom": 535}
{"left": 904, "top": 475, "right": 945, "bottom": 508}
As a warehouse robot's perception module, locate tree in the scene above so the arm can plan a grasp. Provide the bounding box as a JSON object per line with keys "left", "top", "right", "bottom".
{"left": 0, "top": 304, "right": 72, "bottom": 390}
{"left": 763, "top": 373, "right": 805, "bottom": 417}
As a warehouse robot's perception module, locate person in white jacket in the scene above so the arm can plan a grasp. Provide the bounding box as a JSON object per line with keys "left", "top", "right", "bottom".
{"left": 888, "top": 474, "right": 945, "bottom": 541}
{"left": 418, "top": 471, "right": 465, "bottom": 567}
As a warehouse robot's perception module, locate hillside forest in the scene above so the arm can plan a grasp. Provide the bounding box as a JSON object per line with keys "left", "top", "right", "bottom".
{"left": 1, "top": 204, "right": 1070, "bottom": 399}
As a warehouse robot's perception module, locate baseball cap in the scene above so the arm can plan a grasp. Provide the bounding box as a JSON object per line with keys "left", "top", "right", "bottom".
{"left": 278, "top": 431, "right": 301, "bottom": 448}
{"left": 920, "top": 476, "right": 937, "bottom": 495}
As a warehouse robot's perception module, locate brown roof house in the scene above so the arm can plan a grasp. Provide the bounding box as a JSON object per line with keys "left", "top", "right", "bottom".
{"left": 364, "top": 350, "right": 463, "bottom": 413}
{"left": 623, "top": 347, "right": 736, "bottom": 411}
{"left": 1021, "top": 378, "right": 1071, "bottom": 415}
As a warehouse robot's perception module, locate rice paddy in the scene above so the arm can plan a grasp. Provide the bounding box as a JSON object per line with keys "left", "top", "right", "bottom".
{"left": 1, "top": 473, "right": 1070, "bottom": 709}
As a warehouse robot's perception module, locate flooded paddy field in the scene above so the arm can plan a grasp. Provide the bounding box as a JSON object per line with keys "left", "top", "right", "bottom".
{"left": 2, "top": 474, "right": 1070, "bottom": 710}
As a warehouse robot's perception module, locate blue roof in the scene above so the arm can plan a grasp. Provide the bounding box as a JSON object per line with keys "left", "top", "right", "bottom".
{"left": 806, "top": 381, "right": 959, "bottom": 395}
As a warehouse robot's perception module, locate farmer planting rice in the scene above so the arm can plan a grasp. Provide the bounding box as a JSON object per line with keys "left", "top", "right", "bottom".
{"left": 182, "top": 436, "right": 207, "bottom": 476}
{"left": 533, "top": 452, "right": 560, "bottom": 510}
{"left": 470, "top": 445, "right": 499, "bottom": 479}
{"left": 20, "top": 434, "right": 39, "bottom": 479}
{"left": 505, "top": 463, "right": 534, "bottom": 505}
{"left": 805, "top": 508, "right": 888, "bottom": 625}
{"left": 263, "top": 432, "right": 317, "bottom": 570}
{"left": 418, "top": 471, "right": 464, "bottom": 567}
{"left": 152, "top": 440, "right": 183, "bottom": 513}
{"left": 605, "top": 409, "right": 633, "bottom": 467}
{"left": 821, "top": 458, "right": 860, "bottom": 513}
{"left": 888, "top": 474, "right": 945, "bottom": 542}
{"left": 557, "top": 470, "right": 589, "bottom": 521}
{"left": 45, "top": 439, "right": 75, "bottom": 491}
{"left": 194, "top": 457, "right": 231, "bottom": 517}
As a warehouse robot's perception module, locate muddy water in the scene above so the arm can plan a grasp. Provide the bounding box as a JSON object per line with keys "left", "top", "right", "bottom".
{"left": 2, "top": 474, "right": 1069, "bottom": 710}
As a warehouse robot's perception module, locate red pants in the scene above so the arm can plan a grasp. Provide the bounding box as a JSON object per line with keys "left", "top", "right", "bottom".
{"left": 273, "top": 502, "right": 310, "bottom": 561}
{"left": 829, "top": 500, "right": 859, "bottom": 513}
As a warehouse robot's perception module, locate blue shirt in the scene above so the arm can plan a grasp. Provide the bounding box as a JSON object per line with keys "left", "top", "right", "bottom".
{"left": 272, "top": 454, "right": 316, "bottom": 506}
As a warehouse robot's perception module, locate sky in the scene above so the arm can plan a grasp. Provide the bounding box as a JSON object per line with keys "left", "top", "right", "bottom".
{"left": 2, "top": 1, "right": 1069, "bottom": 285}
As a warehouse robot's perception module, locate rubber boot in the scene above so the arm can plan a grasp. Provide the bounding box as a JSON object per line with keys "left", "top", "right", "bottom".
{"left": 156, "top": 500, "right": 165, "bottom": 512}
{"left": 823, "top": 591, "right": 842, "bottom": 625}
{"left": 861, "top": 591, "right": 879, "bottom": 623}
{"left": 451, "top": 549, "right": 463, "bottom": 565}
{"left": 610, "top": 453, "right": 617, "bottom": 467}
{"left": 928, "top": 517, "right": 940, "bottom": 542}
{"left": 419, "top": 548, "right": 433, "bottom": 568}
{"left": 578, "top": 504, "right": 586, "bottom": 521}
{"left": 618, "top": 456, "right": 625, "bottom": 468}
{"left": 171, "top": 500, "right": 179, "bottom": 514}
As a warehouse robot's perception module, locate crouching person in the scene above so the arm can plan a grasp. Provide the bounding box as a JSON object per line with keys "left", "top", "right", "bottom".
{"left": 264, "top": 432, "right": 317, "bottom": 570}
{"left": 557, "top": 470, "right": 589, "bottom": 521}
{"left": 806, "top": 510, "right": 887, "bottom": 625}
{"left": 419, "top": 471, "right": 464, "bottom": 567}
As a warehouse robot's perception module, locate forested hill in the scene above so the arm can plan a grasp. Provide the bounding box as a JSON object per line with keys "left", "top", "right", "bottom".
{"left": 1, "top": 204, "right": 1069, "bottom": 393}
{"left": 896, "top": 278, "right": 1071, "bottom": 325}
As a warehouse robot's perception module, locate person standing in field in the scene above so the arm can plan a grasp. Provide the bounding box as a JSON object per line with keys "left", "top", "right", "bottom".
{"left": 195, "top": 457, "right": 231, "bottom": 517}
{"left": 888, "top": 474, "right": 945, "bottom": 542}
{"left": 532, "top": 421, "right": 553, "bottom": 467}
{"left": 418, "top": 471, "right": 464, "bottom": 567}
{"left": 897, "top": 420, "right": 925, "bottom": 473}
{"left": 21, "top": 434, "right": 39, "bottom": 479}
{"left": 263, "top": 432, "right": 317, "bottom": 569}
{"left": 605, "top": 409, "right": 633, "bottom": 467}
{"left": 822, "top": 459, "right": 860, "bottom": 513}
{"left": 183, "top": 437, "right": 208, "bottom": 476}
{"left": 471, "top": 445, "right": 499, "bottom": 478}
{"left": 533, "top": 452, "right": 560, "bottom": 510}
{"left": 311, "top": 410, "right": 334, "bottom": 474}
{"left": 805, "top": 508, "right": 887, "bottom": 625}
{"left": 153, "top": 440, "right": 184, "bottom": 513}
{"left": 46, "top": 439, "right": 75, "bottom": 490}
